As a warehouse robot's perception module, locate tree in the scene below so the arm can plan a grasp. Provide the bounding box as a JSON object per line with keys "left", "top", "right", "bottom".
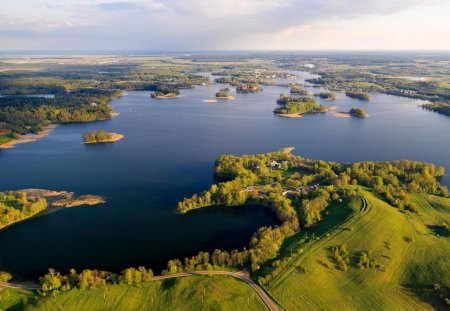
{"left": 0, "top": 271, "right": 12, "bottom": 282}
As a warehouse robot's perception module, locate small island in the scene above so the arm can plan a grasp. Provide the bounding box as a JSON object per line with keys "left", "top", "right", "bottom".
{"left": 274, "top": 93, "right": 330, "bottom": 117}
{"left": 314, "top": 92, "right": 337, "bottom": 100}
{"left": 83, "top": 130, "right": 124, "bottom": 144}
{"left": 349, "top": 107, "right": 368, "bottom": 118}
{"left": 346, "top": 91, "right": 371, "bottom": 101}
{"left": 290, "top": 84, "right": 310, "bottom": 95}
{"left": 150, "top": 89, "right": 180, "bottom": 99}
{"left": 215, "top": 88, "right": 234, "bottom": 99}
{"left": 236, "top": 83, "right": 261, "bottom": 93}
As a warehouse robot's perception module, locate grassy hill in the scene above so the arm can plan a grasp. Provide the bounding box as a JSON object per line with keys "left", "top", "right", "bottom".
{"left": 263, "top": 189, "right": 450, "bottom": 310}
{"left": 17, "top": 275, "right": 267, "bottom": 311}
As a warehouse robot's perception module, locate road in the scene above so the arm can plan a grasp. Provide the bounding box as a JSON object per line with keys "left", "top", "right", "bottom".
{"left": 152, "top": 269, "right": 280, "bottom": 311}
{"left": 1, "top": 269, "right": 280, "bottom": 311}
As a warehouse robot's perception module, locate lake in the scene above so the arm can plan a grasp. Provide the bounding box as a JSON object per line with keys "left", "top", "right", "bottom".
{"left": 1, "top": 72, "right": 449, "bottom": 279}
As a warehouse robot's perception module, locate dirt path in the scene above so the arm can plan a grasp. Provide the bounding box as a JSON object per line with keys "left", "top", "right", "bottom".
{"left": 0, "top": 281, "right": 39, "bottom": 290}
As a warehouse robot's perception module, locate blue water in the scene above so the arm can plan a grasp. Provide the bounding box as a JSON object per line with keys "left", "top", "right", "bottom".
{"left": 0, "top": 72, "right": 449, "bottom": 278}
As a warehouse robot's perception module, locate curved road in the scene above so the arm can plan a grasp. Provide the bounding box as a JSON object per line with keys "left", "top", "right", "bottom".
{"left": 1, "top": 269, "right": 280, "bottom": 311}
{"left": 152, "top": 269, "right": 280, "bottom": 311}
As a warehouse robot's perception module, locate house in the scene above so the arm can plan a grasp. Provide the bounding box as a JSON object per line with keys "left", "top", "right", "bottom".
{"left": 269, "top": 160, "right": 282, "bottom": 170}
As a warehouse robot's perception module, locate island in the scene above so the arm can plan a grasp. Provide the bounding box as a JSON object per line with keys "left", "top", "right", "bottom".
{"left": 150, "top": 90, "right": 180, "bottom": 99}
{"left": 313, "top": 92, "right": 337, "bottom": 100}
{"left": 274, "top": 93, "right": 330, "bottom": 117}
{"left": 290, "top": 84, "right": 310, "bottom": 95}
{"left": 349, "top": 107, "right": 368, "bottom": 118}
{"left": 82, "top": 130, "right": 124, "bottom": 144}
{"left": 236, "top": 83, "right": 261, "bottom": 93}
{"left": 215, "top": 88, "right": 234, "bottom": 99}
{"left": 345, "top": 91, "right": 371, "bottom": 101}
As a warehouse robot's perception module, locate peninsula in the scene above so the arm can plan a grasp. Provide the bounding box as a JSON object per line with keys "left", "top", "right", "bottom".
{"left": 0, "top": 189, "right": 105, "bottom": 230}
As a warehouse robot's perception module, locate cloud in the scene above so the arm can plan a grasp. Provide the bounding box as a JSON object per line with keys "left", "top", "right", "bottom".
{"left": 0, "top": 0, "right": 448, "bottom": 50}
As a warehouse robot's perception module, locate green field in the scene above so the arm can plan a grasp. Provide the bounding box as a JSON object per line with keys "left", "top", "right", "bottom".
{"left": 19, "top": 275, "right": 267, "bottom": 311}
{"left": 264, "top": 190, "right": 450, "bottom": 310}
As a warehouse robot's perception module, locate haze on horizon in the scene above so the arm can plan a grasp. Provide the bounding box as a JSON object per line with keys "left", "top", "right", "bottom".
{"left": 0, "top": 0, "right": 449, "bottom": 51}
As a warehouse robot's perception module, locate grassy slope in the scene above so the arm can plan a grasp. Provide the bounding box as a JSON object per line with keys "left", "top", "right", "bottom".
{"left": 26, "top": 275, "right": 267, "bottom": 311}
{"left": 0, "top": 288, "right": 33, "bottom": 311}
{"left": 265, "top": 190, "right": 450, "bottom": 310}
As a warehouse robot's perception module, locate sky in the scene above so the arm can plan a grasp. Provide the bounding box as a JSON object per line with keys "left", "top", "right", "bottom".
{"left": 0, "top": 0, "right": 449, "bottom": 51}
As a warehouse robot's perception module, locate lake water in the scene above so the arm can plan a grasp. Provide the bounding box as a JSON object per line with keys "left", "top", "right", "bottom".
{"left": 1, "top": 72, "right": 449, "bottom": 279}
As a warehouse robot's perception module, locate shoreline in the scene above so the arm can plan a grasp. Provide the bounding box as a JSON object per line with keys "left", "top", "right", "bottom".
{"left": 203, "top": 99, "right": 218, "bottom": 103}
{"left": 334, "top": 111, "right": 369, "bottom": 118}
{"left": 83, "top": 133, "right": 124, "bottom": 144}
{"left": 216, "top": 95, "right": 235, "bottom": 100}
{"left": 0, "top": 124, "right": 59, "bottom": 149}
{"left": 151, "top": 93, "right": 180, "bottom": 99}
{"left": 276, "top": 113, "right": 303, "bottom": 118}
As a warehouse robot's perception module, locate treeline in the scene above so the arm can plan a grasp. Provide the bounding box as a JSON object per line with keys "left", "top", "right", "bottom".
{"left": 0, "top": 74, "right": 210, "bottom": 95}
{"left": 163, "top": 249, "right": 250, "bottom": 274}
{"left": 345, "top": 91, "right": 371, "bottom": 101}
{"left": 422, "top": 102, "right": 450, "bottom": 117}
{"left": 0, "top": 89, "right": 123, "bottom": 135}
{"left": 274, "top": 94, "right": 328, "bottom": 115}
{"left": 0, "top": 191, "right": 48, "bottom": 230}
{"left": 39, "top": 266, "right": 153, "bottom": 296}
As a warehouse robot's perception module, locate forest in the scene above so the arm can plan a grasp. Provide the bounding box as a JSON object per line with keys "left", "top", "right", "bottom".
{"left": 0, "top": 192, "right": 48, "bottom": 230}
{"left": 0, "top": 89, "right": 123, "bottom": 138}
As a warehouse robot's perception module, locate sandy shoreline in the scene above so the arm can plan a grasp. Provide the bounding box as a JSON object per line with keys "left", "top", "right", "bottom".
{"left": 281, "top": 147, "right": 295, "bottom": 154}
{"left": 334, "top": 112, "right": 351, "bottom": 118}
{"left": 203, "top": 99, "right": 218, "bottom": 103}
{"left": 276, "top": 113, "right": 303, "bottom": 118}
{"left": 19, "top": 189, "right": 106, "bottom": 208}
{"left": 0, "top": 124, "right": 59, "bottom": 149}
{"left": 83, "top": 133, "right": 124, "bottom": 144}
{"left": 334, "top": 111, "right": 369, "bottom": 118}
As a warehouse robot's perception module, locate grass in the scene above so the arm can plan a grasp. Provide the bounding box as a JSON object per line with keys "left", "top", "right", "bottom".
{"left": 24, "top": 275, "right": 267, "bottom": 311}
{"left": 264, "top": 190, "right": 450, "bottom": 310}
{"left": 0, "top": 287, "right": 33, "bottom": 311}
{"left": 0, "top": 134, "right": 14, "bottom": 146}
